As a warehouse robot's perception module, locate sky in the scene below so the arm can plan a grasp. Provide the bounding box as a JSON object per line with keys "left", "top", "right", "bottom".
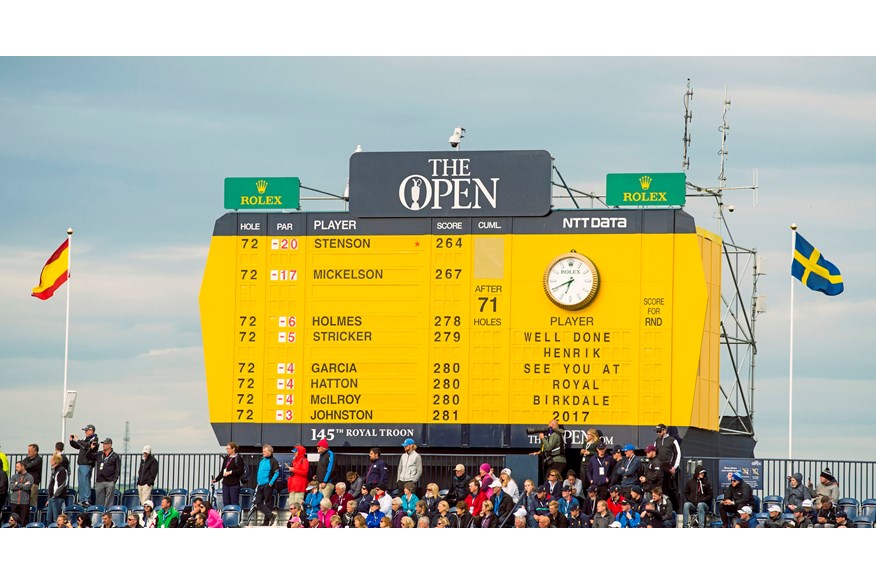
{"left": 2, "top": 56, "right": 873, "bottom": 461}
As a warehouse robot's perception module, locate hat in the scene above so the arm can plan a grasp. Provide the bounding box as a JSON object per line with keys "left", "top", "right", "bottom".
{"left": 514, "top": 507, "right": 527, "bottom": 518}
{"left": 587, "top": 485, "right": 597, "bottom": 493}
{"left": 631, "top": 486, "right": 643, "bottom": 495}
{"left": 369, "top": 500, "right": 380, "bottom": 507}
{"left": 501, "top": 467, "right": 512, "bottom": 476}
{"left": 401, "top": 438, "right": 415, "bottom": 447}
{"left": 290, "top": 516, "right": 302, "bottom": 524}
{"left": 644, "top": 445, "right": 656, "bottom": 453}
{"left": 142, "top": 445, "right": 151, "bottom": 454}
{"left": 101, "top": 437, "right": 113, "bottom": 445}
{"left": 308, "top": 481, "right": 319, "bottom": 489}
{"left": 820, "top": 468, "right": 835, "bottom": 482}
{"left": 562, "top": 484, "right": 572, "bottom": 491}
{"left": 82, "top": 424, "right": 95, "bottom": 431}
{"left": 317, "top": 438, "right": 329, "bottom": 449}
{"left": 479, "top": 463, "right": 491, "bottom": 473}
{"left": 609, "top": 521, "right": 622, "bottom": 528}
{"left": 454, "top": 464, "right": 465, "bottom": 472}
{"left": 536, "top": 486, "right": 546, "bottom": 493}
{"left": 739, "top": 505, "right": 753, "bottom": 515}
{"left": 596, "top": 442, "right": 608, "bottom": 449}
{"left": 836, "top": 511, "right": 847, "bottom": 518}
{"left": 609, "top": 485, "right": 620, "bottom": 493}
{"left": 621, "top": 499, "right": 631, "bottom": 506}
{"left": 622, "top": 443, "right": 635, "bottom": 452}
{"left": 768, "top": 505, "right": 782, "bottom": 514}
{"left": 655, "top": 423, "right": 667, "bottom": 432}
{"left": 376, "top": 484, "right": 386, "bottom": 492}
{"left": 802, "top": 499, "right": 813, "bottom": 508}
{"left": 730, "top": 472, "right": 743, "bottom": 482}
{"left": 568, "top": 499, "right": 580, "bottom": 509}
{"left": 143, "top": 500, "right": 154, "bottom": 508}
{"left": 491, "top": 480, "right": 504, "bottom": 489}
{"left": 612, "top": 445, "right": 623, "bottom": 454}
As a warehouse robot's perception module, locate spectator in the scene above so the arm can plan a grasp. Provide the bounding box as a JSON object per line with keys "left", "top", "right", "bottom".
{"left": 431, "top": 499, "right": 459, "bottom": 528}
{"left": 447, "top": 463, "right": 470, "bottom": 506}
{"left": 784, "top": 472, "right": 812, "bottom": 512}
{"left": 417, "top": 516, "right": 431, "bottom": 529}
{"left": 581, "top": 485, "right": 599, "bottom": 518}
{"left": 588, "top": 440, "right": 614, "bottom": 501}
{"left": 557, "top": 484, "right": 576, "bottom": 517}
{"left": 640, "top": 445, "right": 663, "bottom": 496}
{"left": 592, "top": 500, "right": 613, "bottom": 528}
{"left": 800, "top": 499, "right": 815, "bottom": 524}
{"left": 422, "top": 482, "right": 441, "bottom": 516}
{"left": 287, "top": 502, "right": 308, "bottom": 528}
{"left": 6, "top": 512, "right": 22, "bottom": 528}
{"left": 627, "top": 486, "right": 646, "bottom": 514}
{"left": 567, "top": 499, "right": 587, "bottom": 528}
{"left": 563, "top": 469, "right": 583, "bottom": 498}
{"left": 606, "top": 486, "right": 625, "bottom": 517}
{"left": 317, "top": 498, "right": 337, "bottom": 528}
{"left": 547, "top": 500, "right": 568, "bottom": 528}
{"left": 835, "top": 511, "right": 854, "bottom": 528}
{"left": 533, "top": 485, "right": 551, "bottom": 519}
{"left": 126, "top": 514, "right": 142, "bottom": 528}
{"left": 379, "top": 516, "right": 392, "bottom": 528}
{"left": 615, "top": 499, "right": 640, "bottom": 528}
{"left": 356, "top": 484, "right": 373, "bottom": 514}
{"left": 375, "top": 484, "right": 393, "bottom": 516}
{"left": 352, "top": 514, "right": 367, "bottom": 528}
{"left": 56, "top": 514, "right": 71, "bottom": 528}
{"left": 397, "top": 438, "right": 422, "bottom": 494}
{"left": 533, "top": 418, "right": 566, "bottom": 476}
{"left": 537, "top": 515, "right": 553, "bottom": 528}
{"left": 499, "top": 468, "right": 520, "bottom": 503}
{"left": 475, "top": 499, "right": 498, "bottom": 528}
{"left": 0, "top": 454, "right": 7, "bottom": 510}
{"left": 137, "top": 445, "right": 159, "bottom": 507}
{"left": 77, "top": 514, "right": 92, "bottom": 528}
{"left": 618, "top": 444, "right": 642, "bottom": 494}
{"left": 304, "top": 481, "right": 323, "bottom": 521}
{"left": 89, "top": 437, "right": 120, "bottom": 509}
{"left": 46, "top": 454, "right": 68, "bottom": 525}
{"left": 683, "top": 465, "right": 713, "bottom": 528}
{"left": 763, "top": 505, "right": 784, "bottom": 528}
{"left": 436, "top": 517, "right": 451, "bottom": 528}
{"left": 814, "top": 496, "right": 837, "bottom": 527}
{"left": 400, "top": 516, "right": 415, "bottom": 528}
{"left": 69, "top": 424, "right": 98, "bottom": 506}
{"left": 607, "top": 445, "right": 625, "bottom": 491}
{"left": 542, "top": 468, "right": 562, "bottom": 500}
{"left": 813, "top": 468, "right": 839, "bottom": 504}
{"left": 639, "top": 501, "right": 664, "bottom": 528}
{"left": 465, "top": 477, "right": 488, "bottom": 516}
{"left": 330, "top": 481, "right": 353, "bottom": 514}
{"left": 649, "top": 487, "right": 675, "bottom": 528}
{"left": 654, "top": 424, "right": 682, "bottom": 511}
{"left": 341, "top": 499, "right": 359, "bottom": 527}
{"left": 313, "top": 439, "right": 336, "bottom": 499}
{"left": 736, "top": 505, "right": 758, "bottom": 528}
{"left": 9, "top": 461, "right": 33, "bottom": 525}
{"left": 413, "top": 500, "right": 429, "bottom": 526}
{"left": 53, "top": 442, "right": 70, "bottom": 473}
{"left": 400, "top": 481, "right": 419, "bottom": 516}
{"left": 330, "top": 515, "right": 343, "bottom": 528}
{"left": 390, "top": 497, "right": 405, "bottom": 528}
{"left": 719, "top": 472, "right": 753, "bottom": 528}
{"left": 23, "top": 443, "right": 42, "bottom": 510}
{"left": 286, "top": 444, "right": 309, "bottom": 507}
{"left": 288, "top": 516, "right": 303, "bottom": 528}
{"left": 364, "top": 448, "right": 388, "bottom": 491}
{"left": 156, "top": 496, "right": 180, "bottom": 528}
{"left": 578, "top": 428, "right": 601, "bottom": 486}
{"left": 455, "top": 501, "right": 475, "bottom": 528}
{"left": 197, "top": 498, "right": 223, "bottom": 528}
{"left": 0, "top": 445, "right": 8, "bottom": 485}
{"left": 212, "top": 441, "right": 245, "bottom": 508}
{"left": 513, "top": 508, "right": 528, "bottom": 529}
{"left": 519, "top": 479, "right": 539, "bottom": 528}
{"left": 101, "top": 512, "right": 115, "bottom": 528}
{"left": 365, "top": 500, "right": 384, "bottom": 527}
{"left": 141, "top": 500, "right": 157, "bottom": 528}
{"left": 489, "top": 479, "right": 514, "bottom": 527}
{"left": 346, "top": 470, "right": 364, "bottom": 500}
{"left": 253, "top": 444, "right": 280, "bottom": 526}
{"left": 478, "top": 463, "right": 497, "bottom": 490}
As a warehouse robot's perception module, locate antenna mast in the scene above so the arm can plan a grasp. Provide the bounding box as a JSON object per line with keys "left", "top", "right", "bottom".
{"left": 124, "top": 420, "right": 130, "bottom": 454}
{"left": 682, "top": 78, "right": 693, "bottom": 171}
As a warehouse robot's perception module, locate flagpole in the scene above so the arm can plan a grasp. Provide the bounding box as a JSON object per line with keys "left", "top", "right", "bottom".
{"left": 62, "top": 227, "right": 73, "bottom": 442}
{"left": 789, "top": 223, "right": 797, "bottom": 460}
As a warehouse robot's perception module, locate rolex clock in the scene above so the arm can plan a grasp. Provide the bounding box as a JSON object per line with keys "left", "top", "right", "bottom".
{"left": 543, "top": 251, "right": 599, "bottom": 310}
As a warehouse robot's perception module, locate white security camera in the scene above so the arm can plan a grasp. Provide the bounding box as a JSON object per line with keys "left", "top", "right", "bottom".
{"left": 449, "top": 126, "right": 465, "bottom": 149}
{"left": 727, "top": 204, "right": 735, "bottom": 212}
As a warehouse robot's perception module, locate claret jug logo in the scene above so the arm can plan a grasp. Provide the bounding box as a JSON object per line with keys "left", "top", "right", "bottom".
{"left": 256, "top": 179, "right": 268, "bottom": 195}
{"left": 398, "top": 157, "right": 500, "bottom": 211}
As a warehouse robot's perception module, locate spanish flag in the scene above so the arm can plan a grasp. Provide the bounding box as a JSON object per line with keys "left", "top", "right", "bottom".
{"left": 32, "top": 240, "right": 70, "bottom": 300}
{"left": 791, "top": 232, "right": 844, "bottom": 296}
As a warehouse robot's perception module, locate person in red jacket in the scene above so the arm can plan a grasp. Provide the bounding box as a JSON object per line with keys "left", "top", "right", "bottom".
{"left": 464, "top": 477, "right": 488, "bottom": 516}
{"left": 286, "top": 444, "right": 309, "bottom": 506}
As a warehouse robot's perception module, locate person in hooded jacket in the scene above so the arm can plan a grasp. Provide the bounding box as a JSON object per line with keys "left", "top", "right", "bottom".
{"left": 137, "top": 445, "right": 159, "bottom": 507}
{"left": 286, "top": 444, "right": 309, "bottom": 506}
{"left": 784, "top": 472, "right": 812, "bottom": 512}
{"left": 683, "top": 465, "right": 713, "bottom": 528}
{"left": 812, "top": 468, "right": 840, "bottom": 504}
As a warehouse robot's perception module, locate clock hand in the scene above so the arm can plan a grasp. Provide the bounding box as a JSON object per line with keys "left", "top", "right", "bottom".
{"left": 551, "top": 278, "right": 574, "bottom": 292}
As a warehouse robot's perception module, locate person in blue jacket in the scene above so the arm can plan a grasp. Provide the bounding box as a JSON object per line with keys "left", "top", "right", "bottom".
{"left": 366, "top": 499, "right": 384, "bottom": 527}
{"left": 304, "top": 481, "right": 323, "bottom": 521}
{"left": 615, "top": 499, "right": 640, "bottom": 528}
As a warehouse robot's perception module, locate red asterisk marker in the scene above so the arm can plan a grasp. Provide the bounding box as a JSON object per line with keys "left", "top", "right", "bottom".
{"left": 415, "top": 241, "right": 420, "bottom": 247}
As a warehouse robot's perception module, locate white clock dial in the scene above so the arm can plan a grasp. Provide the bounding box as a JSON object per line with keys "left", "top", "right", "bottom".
{"left": 544, "top": 252, "right": 599, "bottom": 310}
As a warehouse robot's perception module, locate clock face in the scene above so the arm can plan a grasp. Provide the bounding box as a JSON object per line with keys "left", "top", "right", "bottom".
{"left": 544, "top": 253, "right": 599, "bottom": 310}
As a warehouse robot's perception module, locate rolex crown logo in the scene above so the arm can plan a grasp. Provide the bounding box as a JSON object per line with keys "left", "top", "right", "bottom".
{"left": 256, "top": 179, "right": 268, "bottom": 195}
{"left": 639, "top": 175, "right": 652, "bottom": 190}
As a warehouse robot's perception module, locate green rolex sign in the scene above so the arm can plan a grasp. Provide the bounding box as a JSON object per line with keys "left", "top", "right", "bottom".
{"left": 606, "top": 173, "right": 686, "bottom": 207}
{"left": 224, "top": 177, "right": 301, "bottom": 210}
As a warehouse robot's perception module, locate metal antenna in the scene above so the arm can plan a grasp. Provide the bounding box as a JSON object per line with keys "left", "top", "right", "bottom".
{"left": 682, "top": 78, "right": 693, "bottom": 171}
{"left": 718, "top": 86, "right": 730, "bottom": 191}
{"left": 124, "top": 421, "right": 130, "bottom": 454}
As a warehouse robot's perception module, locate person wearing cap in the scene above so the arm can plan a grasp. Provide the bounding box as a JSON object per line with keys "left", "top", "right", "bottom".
{"left": 489, "top": 477, "right": 514, "bottom": 527}
{"left": 532, "top": 418, "right": 566, "bottom": 476}
{"left": 375, "top": 484, "right": 393, "bottom": 516}
{"left": 784, "top": 472, "right": 812, "bottom": 513}
{"left": 835, "top": 510, "right": 855, "bottom": 528}
{"left": 588, "top": 440, "right": 614, "bottom": 501}
{"left": 615, "top": 499, "right": 640, "bottom": 528}
{"left": 499, "top": 467, "right": 520, "bottom": 505}
{"left": 606, "top": 485, "right": 625, "bottom": 517}
{"left": 136, "top": 445, "right": 159, "bottom": 507}
{"left": 304, "top": 481, "right": 323, "bottom": 521}
{"left": 23, "top": 444, "right": 42, "bottom": 510}
{"left": 567, "top": 499, "right": 586, "bottom": 528}
{"left": 719, "top": 472, "right": 753, "bottom": 528}
{"left": 397, "top": 438, "right": 423, "bottom": 496}
{"left": 141, "top": 499, "right": 157, "bottom": 527}
{"left": 46, "top": 454, "right": 68, "bottom": 525}
{"left": 640, "top": 445, "right": 663, "bottom": 496}
{"left": 313, "top": 438, "right": 336, "bottom": 499}
{"left": 763, "top": 504, "right": 784, "bottom": 528}
{"left": 283, "top": 444, "right": 308, "bottom": 507}
{"left": 653, "top": 424, "right": 682, "bottom": 511}
{"left": 736, "top": 505, "right": 757, "bottom": 528}
{"left": 365, "top": 499, "right": 384, "bottom": 528}
{"left": 627, "top": 486, "right": 646, "bottom": 514}
{"left": 608, "top": 445, "right": 625, "bottom": 491}
{"left": 682, "top": 464, "right": 713, "bottom": 528}
{"left": 447, "top": 463, "right": 470, "bottom": 506}
{"left": 69, "top": 423, "right": 98, "bottom": 506}
{"left": 365, "top": 447, "right": 388, "bottom": 492}
{"left": 533, "top": 484, "right": 551, "bottom": 520}
{"left": 9, "top": 461, "right": 33, "bottom": 526}
{"left": 792, "top": 502, "right": 813, "bottom": 528}
{"left": 557, "top": 483, "right": 577, "bottom": 517}
{"left": 617, "top": 443, "right": 642, "bottom": 494}
{"left": 87, "top": 436, "right": 120, "bottom": 509}
{"left": 582, "top": 485, "right": 599, "bottom": 517}
{"left": 814, "top": 468, "right": 840, "bottom": 504}
{"left": 513, "top": 507, "right": 528, "bottom": 529}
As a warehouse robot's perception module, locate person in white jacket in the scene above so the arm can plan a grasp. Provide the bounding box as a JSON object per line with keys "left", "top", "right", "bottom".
{"left": 396, "top": 438, "right": 422, "bottom": 495}
{"left": 500, "top": 468, "right": 520, "bottom": 504}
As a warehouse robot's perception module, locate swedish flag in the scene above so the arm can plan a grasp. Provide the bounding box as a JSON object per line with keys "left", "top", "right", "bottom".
{"left": 791, "top": 232, "right": 844, "bottom": 296}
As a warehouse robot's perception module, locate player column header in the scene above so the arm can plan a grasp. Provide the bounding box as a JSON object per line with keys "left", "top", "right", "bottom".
{"left": 349, "top": 150, "right": 553, "bottom": 218}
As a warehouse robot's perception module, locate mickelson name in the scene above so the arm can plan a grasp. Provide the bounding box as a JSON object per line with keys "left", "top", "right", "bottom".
{"left": 313, "top": 268, "right": 383, "bottom": 280}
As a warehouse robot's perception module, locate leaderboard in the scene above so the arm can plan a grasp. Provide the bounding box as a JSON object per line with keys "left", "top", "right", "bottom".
{"left": 200, "top": 208, "right": 719, "bottom": 448}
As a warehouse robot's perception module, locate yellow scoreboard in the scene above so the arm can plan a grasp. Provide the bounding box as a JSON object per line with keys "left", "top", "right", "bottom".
{"left": 200, "top": 208, "right": 720, "bottom": 449}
